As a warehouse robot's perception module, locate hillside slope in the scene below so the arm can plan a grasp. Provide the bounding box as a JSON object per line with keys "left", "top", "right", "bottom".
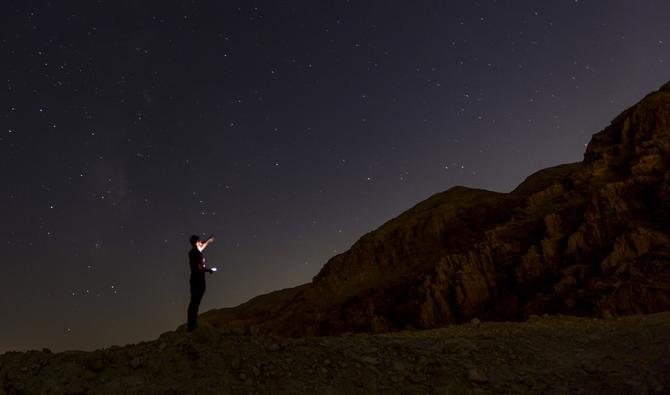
{"left": 193, "top": 81, "right": 670, "bottom": 337}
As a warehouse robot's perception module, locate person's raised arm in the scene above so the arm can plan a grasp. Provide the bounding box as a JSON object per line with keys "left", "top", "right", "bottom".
{"left": 203, "top": 236, "right": 214, "bottom": 249}
{"left": 197, "top": 236, "right": 215, "bottom": 252}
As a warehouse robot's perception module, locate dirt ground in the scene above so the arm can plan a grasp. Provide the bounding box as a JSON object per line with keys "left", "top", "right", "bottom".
{"left": 1, "top": 311, "right": 669, "bottom": 394}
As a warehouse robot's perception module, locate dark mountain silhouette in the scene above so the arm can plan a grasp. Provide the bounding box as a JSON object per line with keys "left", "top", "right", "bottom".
{"left": 191, "top": 81, "right": 670, "bottom": 337}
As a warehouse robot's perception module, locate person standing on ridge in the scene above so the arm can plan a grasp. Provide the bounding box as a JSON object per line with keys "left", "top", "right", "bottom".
{"left": 187, "top": 234, "right": 217, "bottom": 332}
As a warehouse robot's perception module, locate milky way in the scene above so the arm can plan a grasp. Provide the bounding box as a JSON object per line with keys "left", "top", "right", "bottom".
{"left": 1, "top": 1, "right": 669, "bottom": 351}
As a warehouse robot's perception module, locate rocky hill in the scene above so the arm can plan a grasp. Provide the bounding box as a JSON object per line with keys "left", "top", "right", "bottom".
{"left": 193, "top": 81, "right": 670, "bottom": 337}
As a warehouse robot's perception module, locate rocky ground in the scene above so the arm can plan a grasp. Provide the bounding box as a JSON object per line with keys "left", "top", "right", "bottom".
{"left": 2, "top": 312, "right": 669, "bottom": 394}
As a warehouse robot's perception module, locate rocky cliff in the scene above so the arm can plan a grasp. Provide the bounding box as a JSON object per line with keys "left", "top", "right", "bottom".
{"left": 194, "top": 81, "right": 670, "bottom": 337}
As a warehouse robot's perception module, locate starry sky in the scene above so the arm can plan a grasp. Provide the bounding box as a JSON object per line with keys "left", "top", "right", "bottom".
{"left": 1, "top": 1, "right": 669, "bottom": 352}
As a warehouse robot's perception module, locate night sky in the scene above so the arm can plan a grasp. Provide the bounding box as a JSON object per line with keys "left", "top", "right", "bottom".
{"left": 1, "top": 1, "right": 669, "bottom": 352}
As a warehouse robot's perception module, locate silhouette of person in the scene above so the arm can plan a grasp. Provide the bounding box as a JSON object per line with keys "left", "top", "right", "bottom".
{"left": 187, "top": 234, "right": 216, "bottom": 332}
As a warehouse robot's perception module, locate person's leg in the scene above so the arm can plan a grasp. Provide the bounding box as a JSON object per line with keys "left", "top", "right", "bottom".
{"left": 187, "top": 283, "right": 205, "bottom": 331}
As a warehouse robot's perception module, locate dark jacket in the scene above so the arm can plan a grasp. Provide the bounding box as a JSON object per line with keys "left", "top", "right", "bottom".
{"left": 189, "top": 247, "right": 211, "bottom": 284}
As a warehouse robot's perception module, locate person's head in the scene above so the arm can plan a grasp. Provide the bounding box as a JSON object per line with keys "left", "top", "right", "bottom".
{"left": 189, "top": 235, "right": 201, "bottom": 248}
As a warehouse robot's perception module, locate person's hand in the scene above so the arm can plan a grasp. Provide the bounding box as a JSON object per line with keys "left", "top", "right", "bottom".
{"left": 207, "top": 236, "right": 215, "bottom": 243}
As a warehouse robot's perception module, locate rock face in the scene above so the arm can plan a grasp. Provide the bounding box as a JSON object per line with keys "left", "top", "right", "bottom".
{"left": 196, "top": 81, "right": 670, "bottom": 337}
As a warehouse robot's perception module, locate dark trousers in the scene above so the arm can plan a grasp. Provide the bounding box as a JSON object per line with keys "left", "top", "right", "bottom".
{"left": 187, "top": 279, "right": 206, "bottom": 332}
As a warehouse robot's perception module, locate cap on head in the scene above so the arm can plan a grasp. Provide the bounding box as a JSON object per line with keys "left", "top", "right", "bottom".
{"left": 189, "top": 235, "right": 200, "bottom": 246}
